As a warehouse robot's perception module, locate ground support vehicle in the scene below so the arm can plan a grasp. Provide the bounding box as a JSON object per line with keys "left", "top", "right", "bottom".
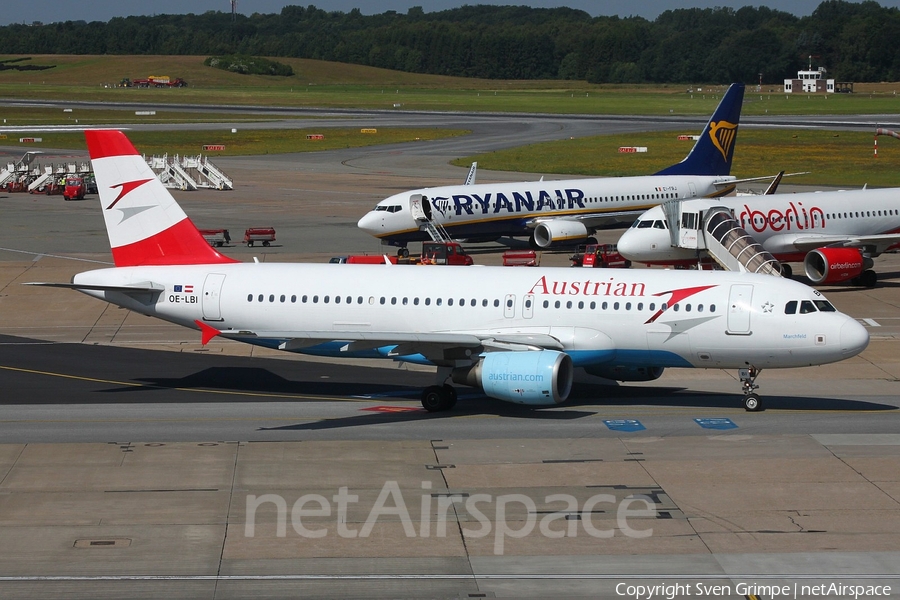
{"left": 199, "top": 229, "right": 231, "bottom": 247}
{"left": 63, "top": 176, "right": 87, "bottom": 201}
{"left": 502, "top": 250, "right": 539, "bottom": 267}
{"left": 244, "top": 227, "right": 276, "bottom": 247}
{"left": 419, "top": 241, "right": 474, "bottom": 266}
{"left": 570, "top": 244, "right": 631, "bottom": 268}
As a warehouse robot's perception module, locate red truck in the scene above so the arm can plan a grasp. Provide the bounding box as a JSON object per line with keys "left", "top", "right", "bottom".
{"left": 63, "top": 176, "right": 86, "bottom": 201}
{"left": 332, "top": 242, "right": 474, "bottom": 266}
{"left": 570, "top": 243, "right": 632, "bottom": 268}
{"left": 419, "top": 241, "right": 474, "bottom": 265}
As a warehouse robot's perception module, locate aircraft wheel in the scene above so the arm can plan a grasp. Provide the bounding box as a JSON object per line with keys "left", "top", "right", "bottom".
{"left": 586, "top": 236, "right": 598, "bottom": 245}
{"left": 743, "top": 393, "right": 763, "bottom": 412}
{"left": 398, "top": 247, "right": 410, "bottom": 258}
{"left": 780, "top": 263, "right": 792, "bottom": 278}
{"left": 263, "top": 241, "right": 270, "bottom": 247}
{"left": 443, "top": 384, "right": 458, "bottom": 409}
{"left": 860, "top": 270, "right": 877, "bottom": 288}
{"left": 422, "top": 385, "right": 452, "bottom": 412}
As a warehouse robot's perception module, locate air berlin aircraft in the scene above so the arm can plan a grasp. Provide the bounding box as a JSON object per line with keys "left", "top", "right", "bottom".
{"left": 30, "top": 130, "right": 869, "bottom": 413}
{"left": 617, "top": 192, "right": 900, "bottom": 287}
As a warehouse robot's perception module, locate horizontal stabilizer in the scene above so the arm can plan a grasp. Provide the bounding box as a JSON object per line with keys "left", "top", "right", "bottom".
{"left": 23, "top": 281, "right": 164, "bottom": 293}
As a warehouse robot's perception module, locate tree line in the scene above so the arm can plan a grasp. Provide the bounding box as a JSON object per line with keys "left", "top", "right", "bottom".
{"left": 1, "top": 1, "right": 899, "bottom": 83}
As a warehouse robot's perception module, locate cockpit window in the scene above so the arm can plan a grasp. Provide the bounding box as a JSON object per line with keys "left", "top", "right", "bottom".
{"left": 387, "top": 205, "right": 402, "bottom": 213}
{"left": 799, "top": 300, "right": 817, "bottom": 314}
{"left": 637, "top": 220, "right": 653, "bottom": 228}
{"left": 653, "top": 220, "right": 667, "bottom": 229}
{"left": 814, "top": 300, "right": 836, "bottom": 312}
{"left": 374, "top": 205, "right": 388, "bottom": 211}
{"left": 785, "top": 300, "right": 797, "bottom": 315}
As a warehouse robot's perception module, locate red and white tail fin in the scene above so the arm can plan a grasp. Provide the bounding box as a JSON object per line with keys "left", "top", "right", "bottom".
{"left": 85, "top": 130, "right": 237, "bottom": 267}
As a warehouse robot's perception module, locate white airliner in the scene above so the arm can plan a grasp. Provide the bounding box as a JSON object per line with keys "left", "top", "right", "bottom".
{"left": 31, "top": 130, "right": 869, "bottom": 413}
{"left": 359, "top": 83, "right": 747, "bottom": 250}
{"left": 616, "top": 189, "right": 900, "bottom": 288}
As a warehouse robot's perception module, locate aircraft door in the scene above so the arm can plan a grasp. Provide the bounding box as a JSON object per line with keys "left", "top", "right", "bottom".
{"left": 504, "top": 294, "right": 516, "bottom": 319}
{"left": 409, "top": 194, "right": 432, "bottom": 222}
{"left": 727, "top": 284, "right": 753, "bottom": 334}
{"left": 202, "top": 273, "right": 226, "bottom": 321}
{"left": 523, "top": 294, "right": 534, "bottom": 319}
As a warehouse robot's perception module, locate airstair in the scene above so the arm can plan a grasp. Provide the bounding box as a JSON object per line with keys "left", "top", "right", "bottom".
{"left": 193, "top": 156, "right": 233, "bottom": 190}
{"left": 662, "top": 200, "right": 782, "bottom": 276}
{"left": 27, "top": 166, "right": 56, "bottom": 192}
{"left": 145, "top": 154, "right": 232, "bottom": 191}
{"left": 409, "top": 193, "right": 453, "bottom": 242}
{"left": 1, "top": 152, "right": 42, "bottom": 188}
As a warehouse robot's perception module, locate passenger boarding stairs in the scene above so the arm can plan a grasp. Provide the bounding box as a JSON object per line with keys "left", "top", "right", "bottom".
{"left": 409, "top": 193, "right": 453, "bottom": 242}
{"left": 0, "top": 152, "right": 42, "bottom": 188}
{"left": 145, "top": 154, "right": 233, "bottom": 191}
{"left": 662, "top": 200, "right": 782, "bottom": 276}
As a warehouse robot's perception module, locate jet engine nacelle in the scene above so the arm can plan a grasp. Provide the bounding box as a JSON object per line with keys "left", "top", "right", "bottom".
{"left": 453, "top": 350, "right": 573, "bottom": 405}
{"left": 804, "top": 247, "right": 868, "bottom": 285}
{"left": 584, "top": 365, "right": 665, "bottom": 382}
{"left": 532, "top": 220, "right": 589, "bottom": 248}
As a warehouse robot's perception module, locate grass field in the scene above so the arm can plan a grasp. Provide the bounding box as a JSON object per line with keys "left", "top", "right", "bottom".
{"left": 3, "top": 54, "right": 900, "bottom": 185}
{"left": 453, "top": 129, "right": 900, "bottom": 187}
{"left": 4, "top": 54, "right": 900, "bottom": 115}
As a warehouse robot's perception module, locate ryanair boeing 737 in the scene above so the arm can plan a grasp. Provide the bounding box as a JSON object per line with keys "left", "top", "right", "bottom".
{"left": 359, "top": 83, "right": 748, "bottom": 251}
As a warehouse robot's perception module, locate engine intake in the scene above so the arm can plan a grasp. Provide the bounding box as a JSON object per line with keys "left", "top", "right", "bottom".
{"left": 453, "top": 350, "right": 573, "bottom": 405}
{"left": 804, "top": 247, "right": 868, "bottom": 285}
{"left": 532, "top": 220, "right": 588, "bottom": 248}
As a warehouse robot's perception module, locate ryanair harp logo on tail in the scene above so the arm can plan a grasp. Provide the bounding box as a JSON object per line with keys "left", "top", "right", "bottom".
{"left": 708, "top": 120, "right": 738, "bottom": 163}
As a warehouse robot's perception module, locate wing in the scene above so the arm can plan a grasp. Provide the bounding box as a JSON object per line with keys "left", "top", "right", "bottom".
{"left": 781, "top": 233, "right": 900, "bottom": 256}
{"left": 528, "top": 210, "right": 645, "bottom": 230}
{"left": 212, "top": 327, "right": 566, "bottom": 366}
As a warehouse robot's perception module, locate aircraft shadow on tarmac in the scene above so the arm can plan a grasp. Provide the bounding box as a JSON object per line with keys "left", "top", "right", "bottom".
{"left": 246, "top": 381, "right": 896, "bottom": 432}
{"left": 118, "top": 368, "right": 896, "bottom": 414}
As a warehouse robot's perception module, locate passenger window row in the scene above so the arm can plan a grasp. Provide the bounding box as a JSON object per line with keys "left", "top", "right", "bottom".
{"left": 246, "top": 294, "right": 504, "bottom": 308}
{"left": 541, "top": 299, "right": 716, "bottom": 313}
{"left": 588, "top": 192, "right": 677, "bottom": 204}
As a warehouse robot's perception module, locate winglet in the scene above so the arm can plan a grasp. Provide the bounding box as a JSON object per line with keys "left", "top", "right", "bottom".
{"left": 195, "top": 320, "right": 221, "bottom": 345}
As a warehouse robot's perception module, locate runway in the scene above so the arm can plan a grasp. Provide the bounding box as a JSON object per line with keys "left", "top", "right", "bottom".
{"left": 1, "top": 102, "right": 899, "bottom": 598}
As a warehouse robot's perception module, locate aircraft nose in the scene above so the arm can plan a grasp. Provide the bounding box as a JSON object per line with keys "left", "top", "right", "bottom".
{"left": 840, "top": 318, "right": 869, "bottom": 357}
{"left": 357, "top": 211, "right": 381, "bottom": 234}
{"left": 616, "top": 230, "right": 642, "bottom": 261}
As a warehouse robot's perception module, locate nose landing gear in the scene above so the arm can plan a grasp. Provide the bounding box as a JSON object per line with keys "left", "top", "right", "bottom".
{"left": 739, "top": 366, "right": 763, "bottom": 411}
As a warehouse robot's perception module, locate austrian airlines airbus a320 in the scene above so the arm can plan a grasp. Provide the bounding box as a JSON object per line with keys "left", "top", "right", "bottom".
{"left": 31, "top": 131, "right": 869, "bottom": 413}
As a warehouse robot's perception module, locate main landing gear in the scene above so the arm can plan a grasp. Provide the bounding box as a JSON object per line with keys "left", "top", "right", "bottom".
{"left": 739, "top": 366, "right": 763, "bottom": 412}
{"left": 421, "top": 384, "right": 457, "bottom": 412}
